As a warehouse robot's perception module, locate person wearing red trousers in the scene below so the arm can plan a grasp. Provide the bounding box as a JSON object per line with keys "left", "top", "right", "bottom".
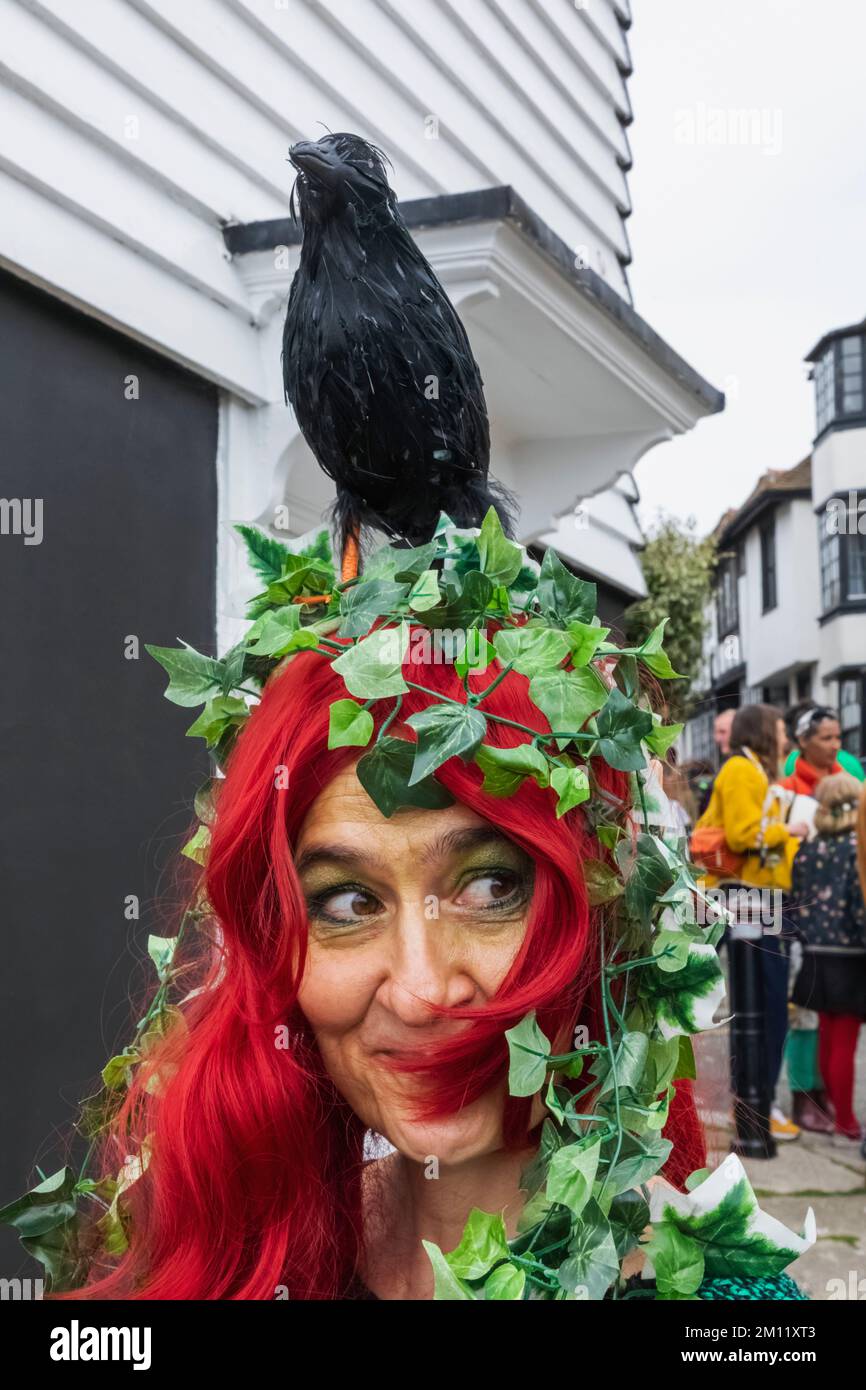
{"left": 790, "top": 773, "right": 866, "bottom": 1146}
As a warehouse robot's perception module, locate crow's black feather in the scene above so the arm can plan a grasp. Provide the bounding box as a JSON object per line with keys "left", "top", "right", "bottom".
{"left": 281, "top": 132, "right": 515, "bottom": 550}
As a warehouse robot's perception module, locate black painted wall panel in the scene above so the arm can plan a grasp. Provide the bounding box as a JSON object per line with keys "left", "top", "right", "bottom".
{"left": 0, "top": 270, "right": 218, "bottom": 1274}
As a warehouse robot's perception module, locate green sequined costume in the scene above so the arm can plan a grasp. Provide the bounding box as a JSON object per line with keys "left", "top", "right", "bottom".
{"left": 697, "top": 1272, "right": 808, "bottom": 1300}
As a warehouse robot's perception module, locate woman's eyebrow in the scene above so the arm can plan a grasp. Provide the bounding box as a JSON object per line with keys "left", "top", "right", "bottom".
{"left": 294, "top": 844, "right": 389, "bottom": 874}
{"left": 419, "top": 826, "right": 515, "bottom": 864}
{"left": 295, "top": 827, "right": 515, "bottom": 875}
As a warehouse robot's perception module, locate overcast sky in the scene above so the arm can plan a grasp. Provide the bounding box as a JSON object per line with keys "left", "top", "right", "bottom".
{"left": 626, "top": 0, "right": 866, "bottom": 536}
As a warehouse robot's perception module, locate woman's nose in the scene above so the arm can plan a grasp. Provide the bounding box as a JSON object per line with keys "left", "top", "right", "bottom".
{"left": 379, "top": 909, "right": 477, "bottom": 1025}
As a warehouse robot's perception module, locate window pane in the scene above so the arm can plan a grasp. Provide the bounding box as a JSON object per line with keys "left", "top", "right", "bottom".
{"left": 841, "top": 335, "right": 863, "bottom": 358}
{"left": 846, "top": 532, "right": 866, "bottom": 598}
{"left": 842, "top": 392, "right": 863, "bottom": 412}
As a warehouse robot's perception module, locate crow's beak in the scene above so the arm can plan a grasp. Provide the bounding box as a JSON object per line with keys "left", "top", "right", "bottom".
{"left": 289, "top": 141, "right": 340, "bottom": 185}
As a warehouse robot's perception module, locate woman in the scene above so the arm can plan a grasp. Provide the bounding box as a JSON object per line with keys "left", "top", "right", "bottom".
{"left": 7, "top": 516, "right": 813, "bottom": 1301}
{"left": 692, "top": 704, "right": 809, "bottom": 1142}
{"left": 783, "top": 707, "right": 846, "bottom": 797}
{"left": 43, "top": 649, "right": 702, "bottom": 1299}
{"left": 783, "top": 701, "right": 863, "bottom": 786}
{"left": 791, "top": 774, "right": 866, "bottom": 1146}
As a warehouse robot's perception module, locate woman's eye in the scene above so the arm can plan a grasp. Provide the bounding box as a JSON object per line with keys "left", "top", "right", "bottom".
{"left": 311, "top": 888, "right": 381, "bottom": 924}
{"left": 455, "top": 871, "right": 523, "bottom": 911}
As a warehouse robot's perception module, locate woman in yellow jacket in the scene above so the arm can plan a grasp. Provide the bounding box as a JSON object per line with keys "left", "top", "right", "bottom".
{"left": 696, "top": 711, "right": 806, "bottom": 891}
{"left": 694, "top": 704, "right": 809, "bottom": 1142}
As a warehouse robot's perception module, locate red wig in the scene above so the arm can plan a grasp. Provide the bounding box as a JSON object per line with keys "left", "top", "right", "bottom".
{"left": 58, "top": 643, "right": 705, "bottom": 1300}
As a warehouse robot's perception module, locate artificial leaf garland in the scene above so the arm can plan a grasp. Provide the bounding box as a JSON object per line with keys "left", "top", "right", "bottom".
{"left": 0, "top": 512, "right": 815, "bottom": 1298}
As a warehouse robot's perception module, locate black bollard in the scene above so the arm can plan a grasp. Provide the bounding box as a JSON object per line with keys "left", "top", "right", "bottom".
{"left": 726, "top": 911, "right": 776, "bottom": 1159}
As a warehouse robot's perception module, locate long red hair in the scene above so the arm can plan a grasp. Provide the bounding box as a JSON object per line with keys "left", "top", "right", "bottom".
{"left": 57, "top": 642, "right": 705, "bottom": 1299}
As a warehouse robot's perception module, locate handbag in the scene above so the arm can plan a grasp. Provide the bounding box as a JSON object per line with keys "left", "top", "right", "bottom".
{"left": 689, "top": 823, "right": 746, "bottom": 879}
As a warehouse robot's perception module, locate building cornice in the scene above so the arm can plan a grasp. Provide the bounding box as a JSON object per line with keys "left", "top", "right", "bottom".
{"left": 223, "top": 184, "right": 724, "bottom": 416}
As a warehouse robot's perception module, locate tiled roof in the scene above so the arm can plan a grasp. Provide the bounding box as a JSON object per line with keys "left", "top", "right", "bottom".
{"left": 714, "top": 456, "right": 812, "bottom": 544}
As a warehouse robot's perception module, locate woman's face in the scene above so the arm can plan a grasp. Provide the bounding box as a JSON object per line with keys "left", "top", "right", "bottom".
{"left": 295, "top": 763, "right": 536, "bottom": 1165}
{"left": 801, "top": 717, "right": 841, "bottom": 771}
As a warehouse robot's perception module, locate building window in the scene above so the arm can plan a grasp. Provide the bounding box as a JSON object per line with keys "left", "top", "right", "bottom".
{"left": 796, "top": 667, "right": 812, "bottom": 700}
{"left": 763, "top": 683, "right": 788, "bottom": 708}
{"left": 815, "top": 346, "right": 836, "bottom": 435}
{"left": 689, "top": 708, "right": 716, "bottom": 764}
{"left": 820, "top": 489, "right": 866, "bottom": 612}
{"left": 840, "top": 335, "right": 865, "bottom": 415}
{"left": 760, "top": 518, "right": 777, "bottom": 611}
{"left": 716, "top": 555, "right": 739, "bottom": 637}
{"left": 849, "top": 526, "right": 866, "bottom": 598}
{"left": 813, "top": 332, "right": 866, "bottom": 436}
{"left": 840, "top": 677, "right": 864, "bottom": 759}
{"left": 819, "top": 509, "right": 842, "bottom": 611}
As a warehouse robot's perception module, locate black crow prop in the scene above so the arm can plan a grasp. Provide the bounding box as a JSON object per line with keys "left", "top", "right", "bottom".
{"left": 281, "top": 132, "right": 514, "bottom": 573}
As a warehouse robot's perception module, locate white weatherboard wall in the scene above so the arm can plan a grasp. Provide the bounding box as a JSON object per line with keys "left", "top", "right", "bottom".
{"left": 742, "top": 498, "right": 820, "bottom": 690}
{"left": 1, "top": 0, "right": 635, "bottom": 402}
{"left": 2, "top": 0, "right": 722, "bottom": 650}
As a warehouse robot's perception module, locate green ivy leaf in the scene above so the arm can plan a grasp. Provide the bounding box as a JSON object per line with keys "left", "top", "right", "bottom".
{"left": 550, "top": 764, "right": 590, "bottom": 816}
{"left": 423, "top": 1240, "right": 476, "bottom": 1300}
{"left": 595, "top": 689, "right": 654, "bottom": 771}
{"left": 505, "top": 1011, "right": 551, "bottom": 1097}
{"left": 537, "top": 548, "right": 597, "bottom": 626}
{"left": 220, "top": 642, "right": 246, "bottom": 695}
{"left": 442, "top": 1208, "right": 510, "bottom": 1280}
{"left": 646, "top": 1223, "right": 705, "bottom": 1299}
{"left": 0, "top": 1166, "right": 79, "bottom": 1283}
{"left": 638, "top": 620, "right": 684, "bottom": 680}
{"left": 604, "top": 1135, "right": 673, "bottom": 1200}
{"left": 608, "top": 1188, "right": 651, "bottom": 1259}
{"left": 590, "top": 1031, "right": 649, "bottom": 1099}
{"left": 652, "top": 928, "right": 691, "bottom": 973}
{"left": 327, "top": 699, "right": 375, "bottom": 749}
{"left": 455, "top": 634, "right": 497, "bottom": 679}
{"left": 484, "top": 1262, "right": 526, "bottom": 1300}
{"left": 365, "top": 539, "right": 439, "bottom": 583}
{"left": 616, "top": 833, "right": 676, "bottom": 926}
{"left": 493, "top": 626, "right": 570, "bottom": 676}
{"left": 675, "top": 1035, "right": 697, "bottom": 1081}
{"left": 101, "top": 1052, "right": 140, "bottom": 1090}
{"left": 406, "top": 703, "right": 487, "bottom": 784}
{"left": 530, "top": 668, "right": 608, "bottom": 748}
{"left": 425, "top": 570, "right": 493, "bottom": 628}
{"left": 186, "top": 695, "right": 248, "bottom": 748}
{"left": 475, "top": 742, "right": 550, "bottom": 796}
{"left": 147, "top": 935, "right": 177, "bottom": 982}
{"left": 338, "top": 579, "right": 409, "bottom": 638}
{"left": 546, "top": 1136, "right": 603, "bottom": 1219}
{"left": 247, "top": 607, "right": 320, "bottom": 657}
{"left": 645, "top": 718, "right": 685, "bottom": 758}
{"left": 557, "top": 1199, "right": 620, "bottom": 1300}
{"left": 355, "top": 736, "right": 454, "bottom": 818}
{"left": 477, "top": 506, "right": 524, "bottom": 586}
{"left": 145, "top": 643, "right": 222, "bottom": 708}
{"left": 331, "top": 624, "right": 409, "bottom": 699}
{"left": 582, "top": 859, "right": 624, "bottom": 906}
{"left": 181, "top": 824, "right": 210, "bottom": 866}
{"left": 407, "top": 569, "right": 441, "bottom": 612}
{"left": 566, "top": 619, "right": 611, "bottom": 666}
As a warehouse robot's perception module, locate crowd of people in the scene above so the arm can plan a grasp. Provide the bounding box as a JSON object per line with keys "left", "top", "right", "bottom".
{"left": 664, "top": 703, "right": 866, "bottom": 1156}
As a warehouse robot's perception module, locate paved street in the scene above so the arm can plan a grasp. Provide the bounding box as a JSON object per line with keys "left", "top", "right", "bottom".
{"left": 696, "top": 1024, "right": 866, "bottom": 1301}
